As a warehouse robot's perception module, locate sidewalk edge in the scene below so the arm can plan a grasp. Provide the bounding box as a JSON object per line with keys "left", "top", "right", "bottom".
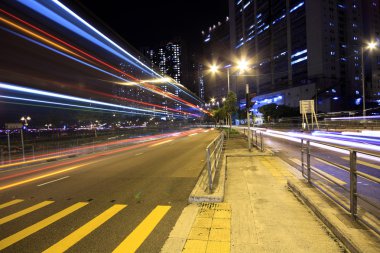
{"left": 288, "top": 179, "right": 380, "bottom": 253}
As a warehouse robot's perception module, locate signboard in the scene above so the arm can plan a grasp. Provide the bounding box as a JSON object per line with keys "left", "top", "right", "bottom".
{"left": 299, "top": 100, "right": 315, "bottom": 114}
{"left": 5, "top": 123, "right": 23, "bottom": 129}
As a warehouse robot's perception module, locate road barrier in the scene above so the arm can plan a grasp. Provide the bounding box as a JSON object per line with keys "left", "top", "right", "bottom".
{"left": 300, "top": 139, "right": 380, "bottom": 235}
{"left": 206, "top": 132, "right": 225, "bottom": 192}
{"left": 242, "top": 128, "right": 264, "bottom": 152}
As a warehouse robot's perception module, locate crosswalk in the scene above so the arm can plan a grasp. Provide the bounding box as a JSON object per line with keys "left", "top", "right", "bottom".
{"left": 0, "top": 199, "right": 171, "bottom": 252}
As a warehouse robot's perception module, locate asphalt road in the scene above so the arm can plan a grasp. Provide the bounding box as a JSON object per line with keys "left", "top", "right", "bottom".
{"left": 0, "top": 128, "right": 219, "bottom": 252}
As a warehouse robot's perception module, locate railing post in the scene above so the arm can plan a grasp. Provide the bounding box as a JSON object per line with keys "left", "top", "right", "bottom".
{"left": 301, "top": 139, "right": 304, "bottom": 175}
{"left": 255, "top": 131, "right": 258, "bottom": 147}
{"left": 260, "top": 132, "right": 263, "bottom": 152}
{"left": 206, "top": 148, "right": 212, "bottom": 193}
{"left": 349, "top": 150, "right": 357, "bottom": 218}
{"left": 307, "top": 140, "right": 311, "bottom": 183}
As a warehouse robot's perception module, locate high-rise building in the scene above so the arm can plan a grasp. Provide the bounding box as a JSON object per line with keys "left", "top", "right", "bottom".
{"left": 201, "top": 17, "right": 231, "bottom": 102}
{"left": 228, "top": 0, "right": 380, "bottom": 113}
{"left": 144, "top": 42, "right": 182, "bottom": 84}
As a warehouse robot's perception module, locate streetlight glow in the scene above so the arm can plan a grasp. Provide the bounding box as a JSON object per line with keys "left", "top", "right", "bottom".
{"left": 367, "top": 41, "right": 378, "bottom": 50}
{"left": 210, "top": 64, "right": 219, "bottom": 73}
{"left": 237, "top": 59, "right": 249, "bottom": 73}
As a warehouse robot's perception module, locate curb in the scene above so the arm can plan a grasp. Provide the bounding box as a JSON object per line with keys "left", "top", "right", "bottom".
{"left": 288, "top": 179, "right": 380, "bottom": 253}
{"left": 188, "top": 155, "right": 226, "bottom": 203}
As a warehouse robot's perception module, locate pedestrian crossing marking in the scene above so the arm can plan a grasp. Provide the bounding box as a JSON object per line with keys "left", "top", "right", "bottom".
{"left": 0, "top": 202, "right": 88, "bottom": 251}
{"left": 43, "top": 204, "right": 126, "bottom": 253}
{"left": 0, "top": 200, "right": 54, "bottom": 225}
{"left": 112, "top": 205, "right": 171, "bottom": 253}
{"left": 0, "top": 199, "right": 24, "bottom": 210}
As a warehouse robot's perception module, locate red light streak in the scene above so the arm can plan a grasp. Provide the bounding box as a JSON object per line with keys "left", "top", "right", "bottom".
{"left": 0, "top": 129, "right": 205, "bottom": 182}
{"left": 0, "top": 8, "right": 204, "bottom": 112}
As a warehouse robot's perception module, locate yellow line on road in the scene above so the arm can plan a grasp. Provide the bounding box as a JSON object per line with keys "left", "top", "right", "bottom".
{"left": 0, "top": 201, "right": 54, "bottom": 225}
{"left": 0, "top": 202, "right": 88, "bottom": 251}
{"left": 341, "top": 157, "right": 380, "bottom": 170}
{"left": 290, "top": 158, "right": 346, "bottom": 185}
{"left": 149, "top": 140, "right": 173, "bottom": 147}
{"left": 43, "top": 204, "right": 126, "bottom": 253}
{"left": 0, "top": 199, "right": 24, "bottom": 210}
{"left": 112, "top": 205, "right": 171, "bottom": 253}
{"left": 0, "top": 161, "right": 95, "bottom": 191}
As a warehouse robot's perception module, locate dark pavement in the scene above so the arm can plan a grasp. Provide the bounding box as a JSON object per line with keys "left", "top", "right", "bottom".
{"left": 0, "top": 129, "right": 219, "bottom": 252}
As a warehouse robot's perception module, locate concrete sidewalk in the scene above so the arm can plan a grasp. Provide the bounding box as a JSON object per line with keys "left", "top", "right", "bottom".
{"left": 162, "top": 135, "right": 348, "bottom": 252}
{"left": 224, "top": 136, "right": 345, "bottom": 252}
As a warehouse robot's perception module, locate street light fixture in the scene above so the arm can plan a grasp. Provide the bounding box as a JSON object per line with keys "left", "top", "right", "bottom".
{"left": 361, "top": 40, "right": 378, "bottom": 117}
{"left": 20, "top": 116, "right": 31, "bottom": 126}
{"left": 209, "top": 64, "right": 231, "bottom": 93}
{"left": 237, "top": 59, "right": 249, "bottom": 73}
{"left": 20, "top": 116, "right": 31, "bottom": 161}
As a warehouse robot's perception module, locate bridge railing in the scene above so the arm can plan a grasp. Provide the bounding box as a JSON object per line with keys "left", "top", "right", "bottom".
{"left": 300, "top": 139, "right": 380, "bottom": 235}
{"left": 206, "top": 132, "right": 224, "bottom": 192}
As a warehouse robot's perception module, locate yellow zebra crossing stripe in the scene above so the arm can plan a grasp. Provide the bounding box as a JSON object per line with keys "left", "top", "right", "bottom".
{"left": 0, "top": 199, "right": 24, "bottom": 210}
{"left": 0, "top": 201, "right": 54, "bottom": 225}
{"left": 43, "top": 204, "right": 126, "bottom": 253}
{"left": 113, "top": 205, "right": 171, "bottom": 253}
{"left": 0, "top": 202, "right": 88, "bottom": 251}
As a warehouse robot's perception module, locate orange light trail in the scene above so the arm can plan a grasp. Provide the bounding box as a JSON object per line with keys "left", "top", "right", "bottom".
{"left": 0, "top": 129, "right": 205, "bottom": 183}
{"left": 0, "top": 8, "right": 204, "bottom": 113}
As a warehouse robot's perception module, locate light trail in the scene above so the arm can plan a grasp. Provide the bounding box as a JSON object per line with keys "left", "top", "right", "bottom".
{"left": 0, "top": 129, "right": 206, "bottom": 181}
{"left": 0, "top": 7, "right": 204, "bottom": 112}
{"left": 312, "top": 131, "right": 380, "bottom": 144}
{"left": 0, "top": 95, "right": 170, "bottom": 117}
{"left": 0, "top": 83, "right": 171, "bottom": 115}
{"left": 51, "top": 0, "right": 202, "bottom": 104}
{"left": 0, "top": 26, "right": 199, "bottom": 117}
{"left": 0, "top": 155, "right": 64, "bottom": 169}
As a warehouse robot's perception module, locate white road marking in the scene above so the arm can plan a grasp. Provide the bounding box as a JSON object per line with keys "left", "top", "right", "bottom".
{"left": 188, "top": 133, "right": 198, "bottom": 136}
{"left": 37, "top": 176, "right": 70, "bottom": 187}
{"left": 135, "top": 153, "right": 144, "bottom": 156}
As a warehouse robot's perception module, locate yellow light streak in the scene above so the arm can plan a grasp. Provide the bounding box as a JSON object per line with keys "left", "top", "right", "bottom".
{"left": 0, "top": 155, "right": 64, "bottom": 169}
{"left": 0, "top": 161, "right": 96, "bottom": 191}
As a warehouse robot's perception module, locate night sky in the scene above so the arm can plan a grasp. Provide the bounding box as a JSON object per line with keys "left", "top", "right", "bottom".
{"left": 67, "top": 0, "right": 229, "bottom": 52}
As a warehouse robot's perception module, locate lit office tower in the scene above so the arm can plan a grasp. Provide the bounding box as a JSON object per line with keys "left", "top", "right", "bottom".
{"left": 144, "top": 42, "right": 182, "bottom": 84}
{"left": 229, "top": 0, "right": 380, "bottom": 112}
{"left": 143, "top": 42, "right": 183, "bottom": 111}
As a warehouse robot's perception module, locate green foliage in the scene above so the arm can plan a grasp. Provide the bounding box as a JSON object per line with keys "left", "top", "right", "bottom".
{"left": 258, "top": 103, "right": 299, "bottom": 122}
{"left": 212, "top": 107, "right": 226, "bottom": 123}
{"left": 224, "top": 92, "right": 237, "bottom": 116}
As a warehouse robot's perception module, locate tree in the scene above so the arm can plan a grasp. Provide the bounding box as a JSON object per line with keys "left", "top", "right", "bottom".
{"left": 224, "top": 91, "right": 237, "bottom": 128}
{"left": 258, "top": 103, "right": 299, "bottom": 122}
{"left": 212, "top": 107, "right": 226, "bottom": 127}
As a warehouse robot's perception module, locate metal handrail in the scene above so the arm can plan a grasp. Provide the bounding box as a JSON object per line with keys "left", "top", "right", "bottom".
{"left": 241, "top": 128, "right": 264, "bottom": 152}
{"left": 206, "top": 132, "right": 224, "bottom": 192}
{"left": 300, "top": 138, "right": 380, "bottom": 235}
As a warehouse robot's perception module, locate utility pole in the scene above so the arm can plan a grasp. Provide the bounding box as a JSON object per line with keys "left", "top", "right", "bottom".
{"left": 246, "top": 84, "right": 251, "bottom": 151}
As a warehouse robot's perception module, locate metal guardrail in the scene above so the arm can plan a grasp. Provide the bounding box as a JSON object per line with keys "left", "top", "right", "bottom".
{"left": 242, "top": 128, "right": 264, "bottom": 152}
{"left": 206, "top": 132, "right": 224, "bottom": 192}
{"left": 300, "top": 139, "right": 380, "bottom": 235}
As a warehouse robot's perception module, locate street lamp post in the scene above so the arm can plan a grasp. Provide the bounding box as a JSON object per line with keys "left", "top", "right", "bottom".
{"left": 209, "top": 58, "right": 252, "bottom": 151}
{"left": 361, "top": 41, "right": 378, "bottom": 117}
{"left": 20, "top": 116, "right": 31, "bottom": 161}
